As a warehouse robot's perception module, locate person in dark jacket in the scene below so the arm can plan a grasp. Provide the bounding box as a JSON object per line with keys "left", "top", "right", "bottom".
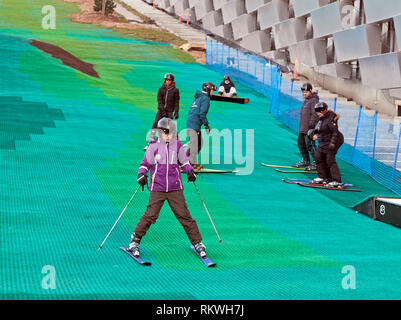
{"left": 293, "top": 83, "right": 320, "bottom": 171}
{"left": 308, "top": 102, "right": 344, "bottom": 187}
{"left": 186, "top": 81, "right": 216, "bottom": 170}
{"left": 217, "top": 75, "right": 237, "bottom": 97}
{"left": 128, "top": 118, "right": 207, "bottom": 258}
{"left": 147, "top": 73, "right": 180, "bottom": 145}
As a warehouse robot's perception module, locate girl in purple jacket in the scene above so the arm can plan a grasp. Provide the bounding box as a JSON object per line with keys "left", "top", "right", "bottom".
{"left": 128, "top": 118, "right": 207, "bottom": 258}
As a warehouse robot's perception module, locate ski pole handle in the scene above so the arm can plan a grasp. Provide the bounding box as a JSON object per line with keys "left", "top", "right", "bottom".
{"left": 98, "top": 185, "right": 141, "bottom": 251}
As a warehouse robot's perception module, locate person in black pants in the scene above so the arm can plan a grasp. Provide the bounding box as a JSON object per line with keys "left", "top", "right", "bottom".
{"left": 293, "top": 83, "right": 319, "bottom": 171}
{"left": 308, "top": 102, "right": 344, "bottom": 187}
{"left": 146, "top": 73, "right": 180, "bottom": 148}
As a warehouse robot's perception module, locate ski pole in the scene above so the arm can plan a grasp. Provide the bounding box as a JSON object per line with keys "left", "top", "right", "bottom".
{"left": 98, "top": 185, "right": 141, "bottom": 251}
{"left": 193, "top": 182, "right": 222, "bottom": 243}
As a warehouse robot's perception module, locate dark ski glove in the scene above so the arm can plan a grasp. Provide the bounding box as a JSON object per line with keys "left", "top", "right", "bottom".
{"left": 137, "top": 173, "right": 148, "bottom": 190}
{"left": 187, "top": 170, "right": 197, "bottom": 182}
{"left": 204, "top": 124, "right": 210, "bottom": 135}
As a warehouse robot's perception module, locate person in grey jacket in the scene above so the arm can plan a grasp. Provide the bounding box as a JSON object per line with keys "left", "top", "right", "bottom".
{"left": 293, "top": 83, "right": 319, "bottom": 171}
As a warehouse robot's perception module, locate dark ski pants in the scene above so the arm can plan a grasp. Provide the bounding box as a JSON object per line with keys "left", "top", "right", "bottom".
{"left": 315, "top": 149, "right": 341, "bottom": 182}
{"left": 297, "top": 133, "right": 316, "bottom": 163}
{"left": 186, "top": 129, "right": 203, "bottom": 165}
{"left": 134, "top": 190, "right": 203, "bottom": 245}
{"left": 149, "top": 110, "right": 173, "bottom": 141}
{"left": 152, "top": 110, "right": 173, "bottom": 129}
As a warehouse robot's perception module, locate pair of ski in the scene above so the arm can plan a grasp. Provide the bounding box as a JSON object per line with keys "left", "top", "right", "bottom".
{"left": 181, "top": 168, "right": 238, "bottom": 174}
{"left": 120, "top": 246, "right": 216, "bottom": 268}
{"left": 282, "top": 177, "right": 361, "bottom": 192}
{"left": 261, "top": 163, "right": 316, "bottom": 174}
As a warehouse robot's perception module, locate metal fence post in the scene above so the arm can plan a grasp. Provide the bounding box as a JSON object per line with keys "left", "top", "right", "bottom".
{"left": 287, "top": 78, "right": 294, "bottom": 127}
{"left": 333, "top": 97, "right": 337, "bottom": 113}
{"left": 390, "top": 125, "right": 401, "bottom": 191}
{"left": 371, "top": 110, "right": 378, "bottom": 177}
{"left": 352, "top": 105, "right": 362, "bottom": 166}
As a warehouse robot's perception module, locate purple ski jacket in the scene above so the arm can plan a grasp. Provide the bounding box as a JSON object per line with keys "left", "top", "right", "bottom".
{"left": 138, "top": 138, "right": 193, "bottom": 192}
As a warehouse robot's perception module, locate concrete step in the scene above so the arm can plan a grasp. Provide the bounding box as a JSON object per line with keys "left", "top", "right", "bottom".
{"left": 120, "top": 0, "right": 206, "bottom": 45}
{"left": 114, "top": 3, "right": 144, "bottom": 23}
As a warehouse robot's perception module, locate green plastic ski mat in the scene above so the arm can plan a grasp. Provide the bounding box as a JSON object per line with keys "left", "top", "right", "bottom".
{"left": 1, "top": 0, "right": 401, "bottom": 300}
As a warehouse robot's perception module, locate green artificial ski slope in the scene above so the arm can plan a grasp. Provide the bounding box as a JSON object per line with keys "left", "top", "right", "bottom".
{"left": 1, "top": 0, "right": 400, "bottom": 300}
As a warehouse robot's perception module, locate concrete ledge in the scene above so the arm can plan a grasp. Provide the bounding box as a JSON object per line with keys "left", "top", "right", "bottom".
{"left": 257, "top": 0, "right": 289, "bottom": 30}
{"left": 221, "top": 0, "right": 245, "bottom": 24}
{"left": 310, "top": 2, "right": 342, "bottom": 38}
{"left": 245, "top": 0, "right": 270, "bottom": 13}
{"left": 211, "top": 23, "right": 233, "bottom": 39}
{"left": 240, "top": 30, "right": 271, "bottom": 53}
{"left": 202, "top": 9, "right": 223, "bottom": 29}
{"left": 273, "top": 18, "right": 306, "bottom": 49}
{"left": 288, "top": 38, "right": 327, "bottom": 66}
{"left": 194, "top": 0, "right": 214, "bottom": 20}
{"left": 359, "top": 53, "right": 401, "bottom": 89}
{"left": 231, "top": 13, "right": 257, "bottom": 40}
{"left": 333, "top": 24, "right": 381, "bottom": 63}
{"left": 292, "top": 0, "right": 330, "bottom": 17}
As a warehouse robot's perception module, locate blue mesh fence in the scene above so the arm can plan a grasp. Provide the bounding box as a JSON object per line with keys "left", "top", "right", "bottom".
{"left": 206, "top": 38, "right": 401, "bottom": 195}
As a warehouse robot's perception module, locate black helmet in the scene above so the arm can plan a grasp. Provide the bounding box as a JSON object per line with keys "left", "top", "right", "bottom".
{"left": 314, "top": 102, "right": 328, "bottom": 113}
{"left": 164, "top": 73, "right": 174, "bottom": 81}
{"left": 202, "top": 82, "right": 217, "bottom": 93}
{"left": 224, "top": 75, "right": 230, "bottom": 81}
{"left": 157, "top": 117, "right": 176, "bottom": 135}
{"left": 301, "top": 82, "right": 313, "bottom": 92}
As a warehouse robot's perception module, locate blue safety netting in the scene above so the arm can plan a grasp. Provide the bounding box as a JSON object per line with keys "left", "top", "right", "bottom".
{"left": 206, "top": 38, "right": 401, "bottom": 195}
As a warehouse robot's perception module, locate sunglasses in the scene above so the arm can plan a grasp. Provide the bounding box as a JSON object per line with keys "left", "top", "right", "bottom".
{"left": 160, "top": 129, "right": 170, "bottom": 134}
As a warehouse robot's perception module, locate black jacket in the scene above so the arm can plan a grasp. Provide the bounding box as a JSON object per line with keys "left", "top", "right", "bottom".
{"left": 219, "top": 80, "right": 235, "bottom": 93}
{"left": 312, "top": 110, "right": 344, "bottom": 153}
{"left": 157, "top": 82, "right": 180, "bottom": 115}
{"left": 299, "top": 92, "right": 319, "bottom": 134}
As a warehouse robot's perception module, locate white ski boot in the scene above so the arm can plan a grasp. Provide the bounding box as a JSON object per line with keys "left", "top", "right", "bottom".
{"left": 194, "top": 242, "right": 207, "bottom": 258}
{"left": 128, "top": 233, "right": 141, "bottom": 257}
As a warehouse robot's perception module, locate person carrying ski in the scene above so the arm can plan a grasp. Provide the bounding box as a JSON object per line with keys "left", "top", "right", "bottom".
{"left": 186, "top": 81, "right": 217, "bottom": 170}
{"left": 128, "top": 117, "right": 207, "bottom": 258}
{"left": 146, "top": 73, "right": 180, "bottom": 147}
{"left": 217, "top": 75, "right": 237, "bottom": 98}
{"left": 293, "top": 82, "right": 319, "bottom": 171}
{"left": 308, "top": 102, "right": 344, "bottom": 188}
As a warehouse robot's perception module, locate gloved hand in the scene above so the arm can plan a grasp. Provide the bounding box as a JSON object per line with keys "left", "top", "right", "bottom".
{"left": 328, "top": 142, "right": 336, "bottom": 151}
{"left": 204, "top": 124, "right": 210, "bottom": 135}
{"left": 173, "top": 110, "right": 179, "bottom": 120}
{"left": 137, "top": 173, "right": 148, "bottom": 190}
{"left": 307, "top": 129, "right": 315, "bottom": 137}
{"left": 187, "top": 170, "right": 197, "bottom": 182}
